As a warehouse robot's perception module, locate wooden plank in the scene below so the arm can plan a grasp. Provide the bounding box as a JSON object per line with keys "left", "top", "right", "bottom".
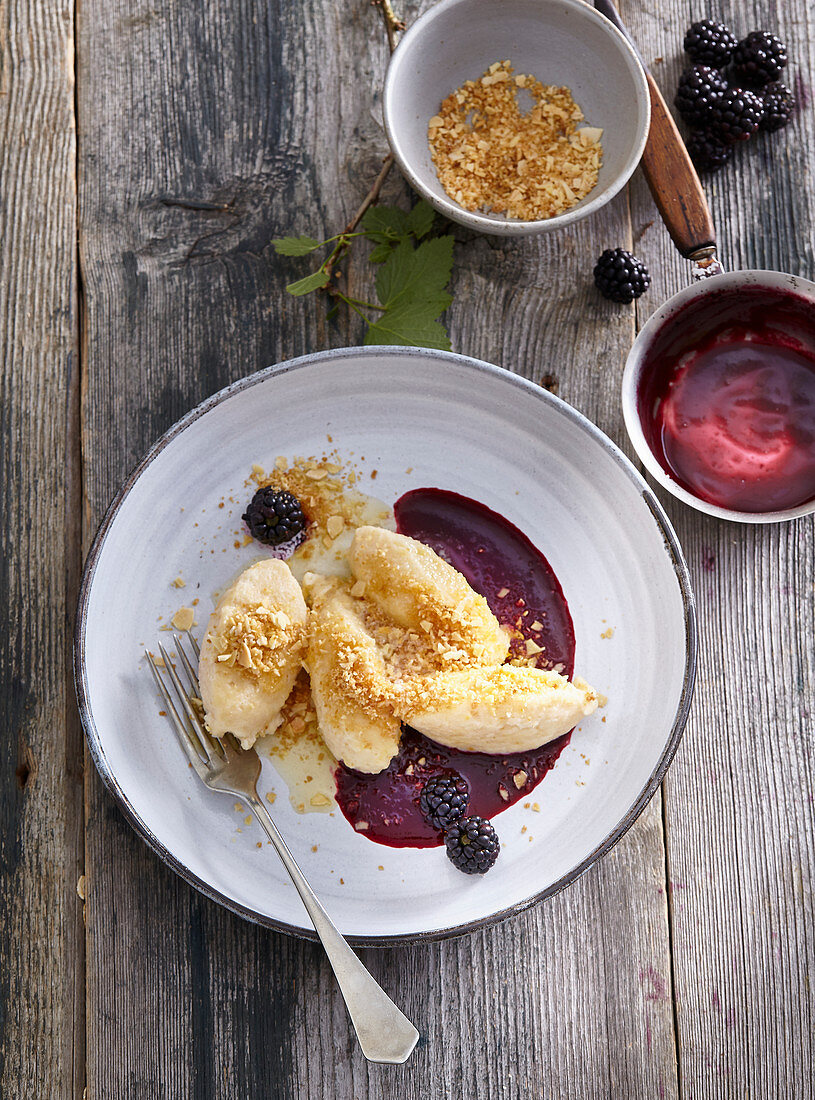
{"left": 625, "top": 0, "right": 815, "bottom": 1095}
{"left": 79, "top": 0, "right": 679, "bottom": 1095}
{"left": 0, "top": 0, "right": 83, "bottom": 1096}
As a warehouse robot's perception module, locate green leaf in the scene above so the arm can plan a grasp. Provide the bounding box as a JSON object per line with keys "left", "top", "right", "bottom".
{"left": 364, "top": 298, "right": 452, "bottom": 350}
{"left": 405, "top": 200, "right": 436, "bottom": 240}
{"left": 360, "top": 205, "right": 409, "bottom": 244}
{"left": 375, "top": 236, "right": 454, "bottom": 309}
{"left": 272, "top": 235, "right": 323, "bottom": 256}
{"left": 286, "top": 270, "right": 330, "bottom": 296}
{"left": 368, "top": 242, "right": 394, "bottom": 264}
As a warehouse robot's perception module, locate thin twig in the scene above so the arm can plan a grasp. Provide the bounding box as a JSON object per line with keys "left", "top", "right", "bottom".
{"left": 346, "top": 153, "right": 395, "bottom": 234}
{"left": 372, "top": 0, "right": 405, "bottom": 54}
{"left": 324, "top": 153, "right": 395, "bottom": 281}
{"left": 322, "top": 0, "right": 402, "bottom": 287}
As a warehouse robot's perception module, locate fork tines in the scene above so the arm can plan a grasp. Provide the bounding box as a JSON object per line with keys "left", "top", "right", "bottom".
{"left": 147, "top": 631, "right": 223, "bottom": 768}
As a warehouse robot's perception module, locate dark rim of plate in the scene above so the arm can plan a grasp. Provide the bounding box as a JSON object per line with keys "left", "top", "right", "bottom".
{"left": 74, "top": 346, "right": 698, "bottom": 947}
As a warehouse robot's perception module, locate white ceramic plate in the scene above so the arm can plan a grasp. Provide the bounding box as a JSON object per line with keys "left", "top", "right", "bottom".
{"left": 75, "top": 348, "right": 696, "bottom": 944}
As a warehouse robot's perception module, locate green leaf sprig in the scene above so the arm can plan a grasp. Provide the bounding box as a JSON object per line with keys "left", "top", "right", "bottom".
{"left": 272, "top": 200, "right": 454, "bottom": 351}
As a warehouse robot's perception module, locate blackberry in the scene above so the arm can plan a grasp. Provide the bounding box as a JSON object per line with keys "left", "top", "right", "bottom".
{"left": 242, "top": 487, "right": 307, "bottom": 547}
{"left": 674, "top": 65, "right": 728, "bottom": 126}
{"left": 444, "top": 816, "right": 500, "bottom": 875}
{"left": 593, "top": 249, "right": 650, "bottom": 304}
{"left": 686, "top": 130, "right": 733, "bottom": 172}
{"left": 683, "top": 20, "right": 737, "bottom": 68}
{"left": 706, "top": 87, "right": 763, "bottom": 143}
{"left": 732, "top": 31, "right": 788, "bottom": 87}
{"left": 759, "top": 82, "right": 796, "bottom": 132}
{"left": 419, "top": 775, "right": 469, "bottom": 830}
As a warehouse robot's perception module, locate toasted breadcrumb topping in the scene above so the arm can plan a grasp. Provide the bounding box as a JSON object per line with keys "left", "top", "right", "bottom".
{"left": 214, "top": 605, "right": 305, "bottom": 674}
{"left": 428, "top": 60, "right": 603, "bottom": 221}
{"left": 251, "top": 453, "right": 384, "bottom": 559}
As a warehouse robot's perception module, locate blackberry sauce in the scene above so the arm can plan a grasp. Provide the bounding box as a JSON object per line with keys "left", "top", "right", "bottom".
{"left": 334, "top": 488, "right": 576, "bottom": 848}
{"left": 638, "top": 286, "right": 815, "bottom": 513}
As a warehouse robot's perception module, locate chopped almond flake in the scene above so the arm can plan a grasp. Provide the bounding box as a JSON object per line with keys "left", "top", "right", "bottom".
{"left": 532, "top": 802, "right": 540, "bottom": 813}
{"left": 171, "top": 607, "right": 195, "bottom": 631}
{"left": 530, "top": 620, "right": 544, "bottom": 631}
{"left": 350, "top": 579, "right": 366, "bottom": 598}
{"left": 306, "top": 467, "right": 328, "bottom": 480}
{"left": 600, "top": 627, "right": 614, "bottom": 639}
{"left": 310, "top": 793, "right": 331, "bottom": 807}
{"left": 525, "top": 638, "right": 543, "bottom": 656}
{"left": 326, "top": 515, "right": 345, "bottom": 539}
{"left": 265, "top": 791, "right": 276, "bottom": 804}
{"left": 171, "top": 577, "right": 185, "bottom": 588}
{"left": 497, "top": 587, "right": 509, "bottom": 598}
{"left": 513, "top": 769, "right": 528, "bottom": 789}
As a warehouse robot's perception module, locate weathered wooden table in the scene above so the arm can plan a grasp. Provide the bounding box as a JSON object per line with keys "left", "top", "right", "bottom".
{"left": 2, "top": 0, "right": 813, "bottom": 1095}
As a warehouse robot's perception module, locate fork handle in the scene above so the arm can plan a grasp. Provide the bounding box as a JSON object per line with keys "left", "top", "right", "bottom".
{"left": 249, "top": 796, "right": 419, "bottom": 1064}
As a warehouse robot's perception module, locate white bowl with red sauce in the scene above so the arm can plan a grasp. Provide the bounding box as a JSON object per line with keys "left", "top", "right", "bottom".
{"left": 623, "top": 271, "right": 815, "bottom": 523}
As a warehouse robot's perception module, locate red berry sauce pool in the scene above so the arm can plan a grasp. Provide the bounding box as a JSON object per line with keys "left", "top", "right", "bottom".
{"left": 334, "top": 488, "right": 576, "bottom": 848}
{"left": 637, "top": 285, "right": 815, "bottom": 513}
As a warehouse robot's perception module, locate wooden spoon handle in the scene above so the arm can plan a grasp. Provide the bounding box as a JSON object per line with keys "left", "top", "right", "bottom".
{"left": 639, "top": 70, "right": 716, "bottom": 259}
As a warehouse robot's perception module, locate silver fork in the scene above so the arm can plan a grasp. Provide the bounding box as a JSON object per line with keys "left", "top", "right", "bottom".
{"left": 148, "top": 632, "right": 419, "bottom": 1065}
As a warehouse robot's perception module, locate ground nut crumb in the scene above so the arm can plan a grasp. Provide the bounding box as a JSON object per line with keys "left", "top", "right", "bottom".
{"left": 428, "top": 60, "right": 602, "bottom": 221}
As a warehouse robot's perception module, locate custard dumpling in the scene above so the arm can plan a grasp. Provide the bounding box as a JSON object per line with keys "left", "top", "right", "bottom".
{"left": 348, "top": 526, "right": 509, "bottom": 667}
{"left": 405, "top": 665, "right": 598, "bottom": 754}
{"left": 305, "top": 578, "right": 402, "bottom": 773}
{"left": 198, "top": 560, "right": 307, "bottom": 748}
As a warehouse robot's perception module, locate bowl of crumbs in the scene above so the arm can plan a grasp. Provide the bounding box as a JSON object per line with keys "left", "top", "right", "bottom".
{"left": 383, "top": 0, "right": 650, "bottom": 235}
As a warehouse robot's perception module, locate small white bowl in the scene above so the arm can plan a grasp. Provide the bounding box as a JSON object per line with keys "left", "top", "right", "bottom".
{"left": 383, "top": 0, "right": 650, "bottom": 236}
{"left": 622, "top": 270, "right": 815, "bottom": 524}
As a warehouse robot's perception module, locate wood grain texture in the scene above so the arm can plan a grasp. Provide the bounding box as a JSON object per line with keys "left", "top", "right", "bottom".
{"left": 77, "top": 0, "right": 679, "bottom": 1095}
{"left": 0, "top": 0, "right": 83, "bottom": 1097}
{"left": 625, "top": 0, "right": 815, "bottom": 1096}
